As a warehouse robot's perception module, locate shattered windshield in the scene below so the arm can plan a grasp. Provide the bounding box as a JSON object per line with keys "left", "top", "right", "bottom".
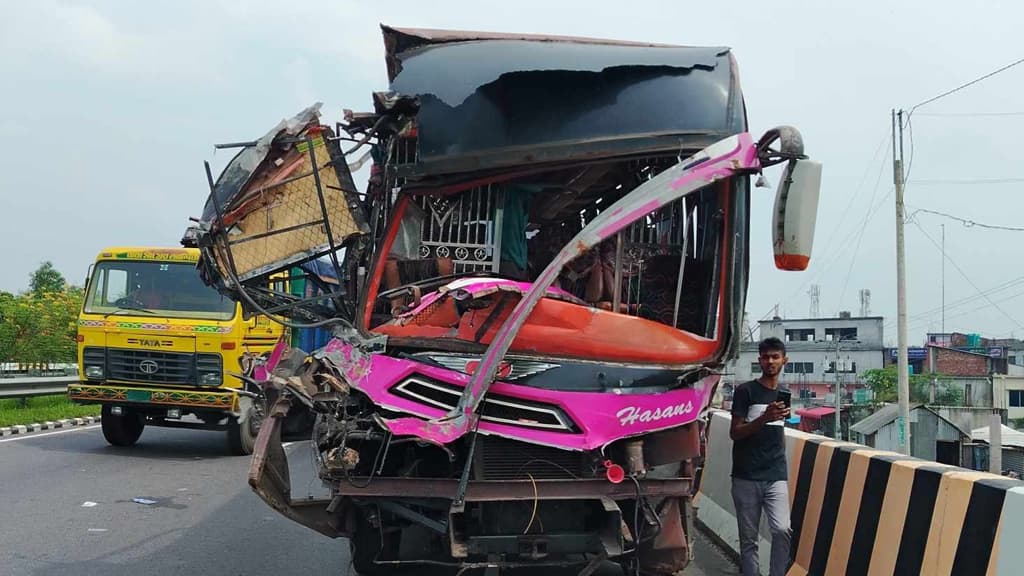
{"left": 370, "top": 158, "right": 732, "bottom": 362}
{"left": 389, "top": 39, "right": 744, "bottom": 177}
{"left": 85, "top": 261, "right": 236, "bottom": 321}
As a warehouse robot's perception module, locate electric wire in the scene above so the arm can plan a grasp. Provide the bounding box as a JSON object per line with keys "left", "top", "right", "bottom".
{"left": 911, "top": 220, "right": 1024, "bottom": 331}
{"left": 907, "top": 207, "right": 1024, "bottom": 232}
{"left": 909, "top": 57, "right": 1024, "bottom": 112}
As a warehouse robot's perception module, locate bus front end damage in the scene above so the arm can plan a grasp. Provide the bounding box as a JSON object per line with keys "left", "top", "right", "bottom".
{"left": 194, "top": 25, "right": 822, "bottom": 575}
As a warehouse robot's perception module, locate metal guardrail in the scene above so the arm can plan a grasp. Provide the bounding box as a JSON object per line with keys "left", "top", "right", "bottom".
{"left": 0, "top": 376, "right": 78, "bottom": 399}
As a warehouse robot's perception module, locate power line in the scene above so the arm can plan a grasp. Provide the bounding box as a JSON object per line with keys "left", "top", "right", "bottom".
{"left": 908, "top": 207, "right": 1024, "bottom": 232}
{"left": 911, "top": 220, "right": 1024, "bottom": 331}
{"left": 914, "top": 111, "right": 1024, "bottom": 117}
{"left": 908, "top": 177, "right": 1024, "bottom": 186}
{"left": 838, "top": 134, "right": 893, "bottom": 308}
{"left": 910, "top": 57, "right": 1024, "bottom": 112}
{"left": 887, "top": 275, "right": 1024, "bottom": 328}
{"left": 913, "top": 285, "right": 1024, "bottom": 332}
{"left": 903, "top": 112, "right": 916, "bottom": 182}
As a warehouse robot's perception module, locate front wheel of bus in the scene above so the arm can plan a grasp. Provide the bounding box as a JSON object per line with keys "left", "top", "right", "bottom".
{"left": 101, "top": 405, "right": 145, "bottom": 447}
{"left": 227, "top": 398, "right": 261, "bottom": 456}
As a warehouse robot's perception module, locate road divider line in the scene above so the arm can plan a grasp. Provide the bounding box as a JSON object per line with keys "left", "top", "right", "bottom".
{"left": 0, "top": 424, "right": 101, "bottom": 443}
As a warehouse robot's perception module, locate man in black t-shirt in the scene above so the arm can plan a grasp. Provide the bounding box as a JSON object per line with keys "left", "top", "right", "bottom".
{"left": 730, "top": 337, "right": 792, "bottom": 576}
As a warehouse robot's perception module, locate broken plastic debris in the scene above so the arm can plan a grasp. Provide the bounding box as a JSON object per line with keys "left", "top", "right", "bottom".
{"left": 132, "top": 497, "right": 158, "bottom": 505}
{"left": 81, "top": 501, "right": 98, "bottom": 507}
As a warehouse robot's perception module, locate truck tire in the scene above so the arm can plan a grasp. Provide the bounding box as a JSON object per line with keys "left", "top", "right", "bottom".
{"left": 227, "top": 399, "right": 261, "bottom": 456}
{"left": 101, "top": 405, "right": 145, "bottom": 447}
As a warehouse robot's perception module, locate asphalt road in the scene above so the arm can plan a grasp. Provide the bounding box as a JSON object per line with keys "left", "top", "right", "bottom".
{"left": 0, "top": 425, "right": 735, "bottom": 576}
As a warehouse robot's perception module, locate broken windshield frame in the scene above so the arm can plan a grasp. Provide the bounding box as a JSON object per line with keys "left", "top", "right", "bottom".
{"left": 359, "top": 136, "right": 752, "bottom": 369}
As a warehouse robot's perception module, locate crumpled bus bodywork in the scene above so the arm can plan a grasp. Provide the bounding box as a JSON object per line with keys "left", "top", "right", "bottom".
{"left": 191, "top": 25, "right": 819, "bottom": 575}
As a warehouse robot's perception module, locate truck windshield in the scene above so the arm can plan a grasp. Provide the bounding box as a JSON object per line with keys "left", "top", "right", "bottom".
{"left": 84, "top": 261, "right": 236, "bottom": 321}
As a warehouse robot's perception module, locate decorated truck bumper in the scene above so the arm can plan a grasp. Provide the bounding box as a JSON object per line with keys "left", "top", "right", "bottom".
{"left": 68, "top": 383, "right": 239, "bottom": 413}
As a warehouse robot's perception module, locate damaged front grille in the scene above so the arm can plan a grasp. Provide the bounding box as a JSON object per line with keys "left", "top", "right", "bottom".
{"left": 477, "top": 436, "right": 588, "bottom": 481}
{"left": 391, "top": 377, "right": 576, "bottom": 432}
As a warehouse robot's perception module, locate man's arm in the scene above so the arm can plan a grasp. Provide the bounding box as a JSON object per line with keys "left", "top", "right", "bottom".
{"left": 730, "top": 400, "right": 788, "bottom": 441}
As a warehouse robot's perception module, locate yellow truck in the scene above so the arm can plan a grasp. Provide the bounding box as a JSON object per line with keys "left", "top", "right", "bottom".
{"left": 69, "top": 247, "right": 285, "bottom": 454}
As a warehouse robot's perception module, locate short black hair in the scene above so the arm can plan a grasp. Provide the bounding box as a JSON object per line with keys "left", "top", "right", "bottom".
{"left": 758, "top": 337, "right": 786, "bottom": 355}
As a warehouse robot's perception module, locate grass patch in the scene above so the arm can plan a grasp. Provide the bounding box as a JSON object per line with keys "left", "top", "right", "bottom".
{"left": 0, "top": 394, "right": 101, "bottom": 427}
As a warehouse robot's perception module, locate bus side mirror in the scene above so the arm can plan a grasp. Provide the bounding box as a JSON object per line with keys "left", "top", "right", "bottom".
{"left": 772, "top": 158, "right": 822, "bottom": 271}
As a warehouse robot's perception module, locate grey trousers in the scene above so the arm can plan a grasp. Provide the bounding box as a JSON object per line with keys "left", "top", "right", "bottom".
{"left": 731, "top": 478, "right": 791, "bottom": 576}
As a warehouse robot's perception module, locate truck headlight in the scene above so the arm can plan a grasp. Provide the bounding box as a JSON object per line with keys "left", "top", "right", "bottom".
{"left": 199, "top": 372, "right": 222, "bottom": 386}
{"left": 82, "top": 346, "right": 106, "bottom": 381}
{"left": 196, "top": 353, "right": 223, "bottom": 386}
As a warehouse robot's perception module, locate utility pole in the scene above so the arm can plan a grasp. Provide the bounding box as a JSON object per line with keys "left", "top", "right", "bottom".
{"left": 832, "top": 335, "right": 860, "bottom": 440}
{"left": 834, "top": 340, "right": 843, "bottom": 440}
{"left": 941, "top": 223, "right": 946, "bottom": 335}
{"left": 893, "top": 109, "right": 913, "bottom": 455}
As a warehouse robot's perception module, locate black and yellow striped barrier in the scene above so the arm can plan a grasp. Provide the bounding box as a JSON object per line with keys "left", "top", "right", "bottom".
{"left": 696, "top": 410, "right": 1024, "bottom": 575}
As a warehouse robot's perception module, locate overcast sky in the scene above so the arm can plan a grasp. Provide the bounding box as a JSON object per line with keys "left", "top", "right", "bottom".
{"left": 2, "top": 0, "right": 1023, "bottom": 345}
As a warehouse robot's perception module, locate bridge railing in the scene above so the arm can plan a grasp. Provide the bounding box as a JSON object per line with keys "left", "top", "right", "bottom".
{"left": 0, "top": 376, "right": 78, "bottom": 400}
{"left": 696, "top": 409, "right": 1024, "bottom": 575}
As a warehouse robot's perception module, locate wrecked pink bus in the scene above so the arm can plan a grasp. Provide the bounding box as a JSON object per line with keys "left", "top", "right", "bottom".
{"left": 189, "top": 25, "right": 821, "bottom": 575}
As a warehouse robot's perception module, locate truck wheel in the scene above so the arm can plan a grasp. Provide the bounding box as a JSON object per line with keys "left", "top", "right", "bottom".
{"left": 101, "top": 405, "right": 145, "bottom": 447}
{"left": 227, "top": 399, "right": 261, "bottom": 456}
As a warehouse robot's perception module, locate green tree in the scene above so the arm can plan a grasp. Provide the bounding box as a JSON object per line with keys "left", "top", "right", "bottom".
{"left": 861, "top": 365, "right": 963, "bottom": 406}
{"left": 0, "top": 286, "right": 82, "bottom": 363}
{"left": 29, "top": 261, "right": 66, "bottom": 297}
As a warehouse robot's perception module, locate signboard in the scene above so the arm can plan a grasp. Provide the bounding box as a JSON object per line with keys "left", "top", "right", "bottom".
{"left": 853, "top": 389, "right": 871, "bottom": 404}
{"left": 889, "top": 346, "right": 1006, "bottom": 359}
{"left": 897, "top": 416, "right": 906, "bottom": 448}
{"left": 888, "top": 347, "right": 928, "bottom": 361}
{"left": 955, "top": 346, "right": 1006, "bottom": 358}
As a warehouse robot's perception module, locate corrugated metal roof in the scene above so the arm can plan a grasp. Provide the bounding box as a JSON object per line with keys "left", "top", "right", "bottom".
{"left": 850, "top": 404, "right": 904, "bottom": 435}
{"left": 849, "top": 403, "right": 970, "bottom": 436}
{"left": 971, "top": 424, "right": 1024, "bottom": 449}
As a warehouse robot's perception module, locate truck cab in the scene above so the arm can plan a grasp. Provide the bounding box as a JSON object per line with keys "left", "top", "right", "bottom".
{"left": 70, "top": 247, "right": 284, "bottom": 454}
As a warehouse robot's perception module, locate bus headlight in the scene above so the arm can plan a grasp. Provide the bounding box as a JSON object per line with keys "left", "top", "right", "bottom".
{"left": 85, "top": 366, "right": 104, "bottom": 379}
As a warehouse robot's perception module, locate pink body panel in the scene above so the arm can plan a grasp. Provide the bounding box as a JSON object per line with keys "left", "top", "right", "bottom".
{"left": 253, "top": 338, "right": 289, "bottom": 381}
{"left": 321, "top": 338, "right": 718, "bottom": 451}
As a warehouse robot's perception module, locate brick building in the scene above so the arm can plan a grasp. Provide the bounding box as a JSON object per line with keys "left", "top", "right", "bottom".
{"left": 928, "top": 345, "right": 992, "bottom": 376}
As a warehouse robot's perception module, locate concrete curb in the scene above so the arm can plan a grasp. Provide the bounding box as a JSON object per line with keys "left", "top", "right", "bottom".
{"left": 0, "top": 415, "right": 100, "bottom": 436}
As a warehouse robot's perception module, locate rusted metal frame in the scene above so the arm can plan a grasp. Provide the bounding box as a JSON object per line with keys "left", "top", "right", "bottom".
{"left": 369, "top": 556, "right": 593, "bottom": 571}
{"left": 204, "top": 161, "right": 244, "bottom": 288}
{"left": 248, "top": 396, "right": 344, "bottom": 538}
{"left": 447, "top": 496, "right": 622, "bottom": 559}
{"left": 225, "top": 218, "right": 327, "bottom": 246}
{"left": 302, "top": 135, "right": 346, "bottom": 297}
{"left": 330, "top": 477, "right": 691, "bottom": 501}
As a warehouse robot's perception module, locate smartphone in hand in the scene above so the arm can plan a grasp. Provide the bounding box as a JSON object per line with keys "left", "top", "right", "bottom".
{"left": 777, "top": 389, "right": 792, "bottom": 409}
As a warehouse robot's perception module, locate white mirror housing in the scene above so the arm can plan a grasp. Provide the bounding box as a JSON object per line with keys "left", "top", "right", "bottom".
{"left": 772, "top": 158, "right": 822, "bottom": 271}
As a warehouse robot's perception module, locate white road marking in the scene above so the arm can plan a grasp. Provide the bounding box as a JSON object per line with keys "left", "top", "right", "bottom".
{"left": 0, "top": 424, "right": 101, "bottom": 443}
